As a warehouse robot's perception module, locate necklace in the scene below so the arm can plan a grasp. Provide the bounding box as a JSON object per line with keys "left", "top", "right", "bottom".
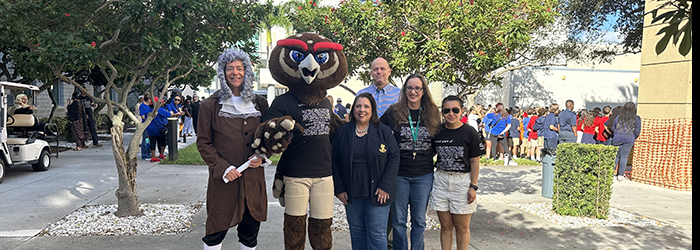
{"left": 355, "top": 124, "right": 369, "bottom": 137}
{"left": 408, "top": 107, "right": 421, "bottom": 160}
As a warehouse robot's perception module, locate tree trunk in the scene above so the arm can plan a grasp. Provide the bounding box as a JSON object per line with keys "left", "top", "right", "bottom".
{"left": 465, "top": 93, "right": 476, "bottom": 108}
{"left": 112, "top": 124, "right": 143, "bottom": 217}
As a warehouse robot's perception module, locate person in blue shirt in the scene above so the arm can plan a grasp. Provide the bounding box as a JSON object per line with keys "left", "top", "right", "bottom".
{"left": 558, "top": 100, "right": 578, "bottom": 143}
{"left": 482, "top": 107, "right": 495, "bottom": 159}
{"left": 145, "top": 97, "right": 173, "bottom": 162}
{"left": 486, "top": 103, "right": 516, "bottom": 165}
{"left": 139, "top": 92, "right": 153, "bottom": 160}
{"left": 334, "top": 97, "right": 348, "bottom": 121}
{"left": 607, "top": 102, "right": 641, "bottom": 182}
{"left": 358, "top": 58, "right": 400, "bottom": 118}
{"left": 541, "top": 104, "right": 560, "bottom": 149}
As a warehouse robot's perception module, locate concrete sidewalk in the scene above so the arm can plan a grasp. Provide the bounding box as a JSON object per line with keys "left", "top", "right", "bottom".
{"left": 0, "top": 133, "right": 692, "bottom": 249}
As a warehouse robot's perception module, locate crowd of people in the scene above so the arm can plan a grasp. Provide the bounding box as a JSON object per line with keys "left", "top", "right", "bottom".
{"left": 463, "top": 100, "right": 641, "bottom": 183}
{"left": 135, "top": 89, "right": 203, "bottom": 162}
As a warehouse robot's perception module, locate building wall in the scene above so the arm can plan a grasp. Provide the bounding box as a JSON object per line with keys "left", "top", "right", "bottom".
{"left": 632, "top": 0, "right": 692, "bottom": 191}
{"left": 463, "top": 53, "right": 641, "bottom": 111}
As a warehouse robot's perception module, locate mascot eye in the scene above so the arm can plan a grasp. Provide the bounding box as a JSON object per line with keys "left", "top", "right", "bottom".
{"left": 314, "top": 52, "right": 329, "bottom": 64}
{"left": 289, "top": 50, "right": 306, "bottom": 62}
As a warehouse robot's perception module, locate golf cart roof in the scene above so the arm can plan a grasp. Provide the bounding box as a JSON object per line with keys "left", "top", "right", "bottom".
{"left": 0, "top": 81, "right": 40, "bottom": 91}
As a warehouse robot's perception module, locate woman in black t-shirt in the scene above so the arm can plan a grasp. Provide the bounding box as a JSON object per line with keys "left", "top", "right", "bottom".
{"left": 379, "top": 73, "right": 440, "bottom": 250}
{"left": 431, "top": 95, "right": 485, "bottom": 250}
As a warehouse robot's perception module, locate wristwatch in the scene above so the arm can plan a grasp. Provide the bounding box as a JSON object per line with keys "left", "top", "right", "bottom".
{"left": 469, "top": 183, "right": 478, "bottom": 191}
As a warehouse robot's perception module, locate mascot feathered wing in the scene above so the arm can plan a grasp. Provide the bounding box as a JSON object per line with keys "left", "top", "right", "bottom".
{"left": 252, "top": 33, "right": 347, "bottom": 250}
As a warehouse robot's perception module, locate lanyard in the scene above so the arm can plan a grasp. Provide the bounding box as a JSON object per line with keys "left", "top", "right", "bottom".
{"left": 408, "top": 107, "right": 421, "bottom": 159}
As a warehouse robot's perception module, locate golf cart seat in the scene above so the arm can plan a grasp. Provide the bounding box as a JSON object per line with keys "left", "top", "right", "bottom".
{"left": 7, "top": 114, "right": 36, "bottom": 128}
{"left": 6, "top": 114, "right": 59, "bottom": 158}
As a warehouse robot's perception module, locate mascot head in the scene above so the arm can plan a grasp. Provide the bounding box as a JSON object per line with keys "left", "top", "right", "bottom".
{"left": 269, "top": 32, "right": 348, "bottom": 105}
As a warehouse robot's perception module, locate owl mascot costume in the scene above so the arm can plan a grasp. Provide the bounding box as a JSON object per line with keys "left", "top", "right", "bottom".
{"left": 253, "top": 33, "right": 347, "bottom": 249}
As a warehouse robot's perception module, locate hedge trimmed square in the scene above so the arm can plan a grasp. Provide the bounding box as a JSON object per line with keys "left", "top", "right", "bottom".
{"left": 553, "top": 143, "right": 617, "bottom": 219}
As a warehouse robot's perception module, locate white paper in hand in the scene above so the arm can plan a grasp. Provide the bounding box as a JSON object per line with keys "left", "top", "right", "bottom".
{"left": 222, "top": 155, "right": 259, "bottom": 183}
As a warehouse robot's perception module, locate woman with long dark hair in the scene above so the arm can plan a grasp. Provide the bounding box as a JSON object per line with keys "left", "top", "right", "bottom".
{"left": 379, "top": 73, "right": 440, "bottom": 250}
{"left": 66, "top": 92, "right": 87, "bottom": 151}
{"left": 333, "top": 92, "right": 399, "bottom": 249}
{"left": 607, "top": 102, "right": 641, "bottom": 181}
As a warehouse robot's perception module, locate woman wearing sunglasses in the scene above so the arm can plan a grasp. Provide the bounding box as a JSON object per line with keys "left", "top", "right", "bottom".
{"left": 431, "top": 95, "right": 484, "bottom": 250}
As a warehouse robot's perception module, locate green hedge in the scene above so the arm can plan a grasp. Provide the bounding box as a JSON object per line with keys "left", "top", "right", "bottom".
{"left": 553, "top": 143, "right": 617, "bottom": 219}
{"left": 40, "top": 116, "right": 74, "bottom": 142}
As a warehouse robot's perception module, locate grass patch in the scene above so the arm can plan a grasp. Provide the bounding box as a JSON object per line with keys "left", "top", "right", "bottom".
{"left": 159, "top": 143, "right": 206, "bottom": 165}
{"left": 480, "top": 157, "right": 540, "bottom": 166}
{"left": 159, "top": 143, "right": 281, "bottom": 165}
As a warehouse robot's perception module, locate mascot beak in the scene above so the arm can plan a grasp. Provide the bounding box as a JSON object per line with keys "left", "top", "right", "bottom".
{"left": 297, "top": 54, "right": 320, "bottom": 85}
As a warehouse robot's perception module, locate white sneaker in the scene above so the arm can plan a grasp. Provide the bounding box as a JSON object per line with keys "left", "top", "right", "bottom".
{"left": 240, "top": 243, "right": 256, "bottom": 250}
{"left": 509, "top": 160, "right": 518, "bottom": 166}
{"left": 617, "top": 175, "right": 625, "bottom": 182}
{"left": 203, "top": 243, "right": 222, "bottom": 250}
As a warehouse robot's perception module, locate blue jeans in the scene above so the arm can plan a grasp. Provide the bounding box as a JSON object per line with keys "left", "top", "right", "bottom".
{"left": 140, "top": 131, "right": 151, "bottom": 159}
{"left": 390, "top": 172, "right": 434, "bottom": 250}
{"left": 614, "top": 142, "right": 634, "bottom": 176}
{"left": 346, "top": 197, "right": 390, "bottom": 250}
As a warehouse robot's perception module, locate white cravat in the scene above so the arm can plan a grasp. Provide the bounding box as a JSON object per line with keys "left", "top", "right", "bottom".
{"left": 218, "top": 95, "right": 260, "bottom": 119}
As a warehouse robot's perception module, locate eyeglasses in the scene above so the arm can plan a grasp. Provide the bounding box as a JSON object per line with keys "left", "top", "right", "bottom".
{"left": 406, "top": 86, "right": 423, "bottom": 93}
{"left": 442, "top": 107, "right": 461, "bottom": 114}
{"left": 174, "top": 99, "right": 181, "bottom": 102}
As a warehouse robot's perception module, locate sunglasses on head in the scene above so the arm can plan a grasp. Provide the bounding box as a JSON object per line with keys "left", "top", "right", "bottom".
{"left": 442, "top": 107, "right": 461, "bottom": 114}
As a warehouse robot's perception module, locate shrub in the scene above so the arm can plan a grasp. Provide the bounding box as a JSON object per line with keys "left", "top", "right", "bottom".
{"left": 95, "top": 113, "right": 112, "bottom": 131}
{"left": 552, "top": 143, "right": 617, "bottom": 219}
{"left": 40, "top": 116, "right": 73, "bottom": 142}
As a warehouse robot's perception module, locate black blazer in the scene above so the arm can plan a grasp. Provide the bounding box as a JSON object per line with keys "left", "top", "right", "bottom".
{"left": 332, "top": 121, "right": 400, "bottom": 206}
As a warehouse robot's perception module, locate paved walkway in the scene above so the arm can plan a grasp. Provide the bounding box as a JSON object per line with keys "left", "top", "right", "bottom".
{"left": 0, "top": 133, "right": 692, "bottom": 249}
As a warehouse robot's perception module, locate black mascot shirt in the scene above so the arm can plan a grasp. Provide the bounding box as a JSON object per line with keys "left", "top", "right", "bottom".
{"left": 263, "top": 93, "right": 333, "bottom": 178}
{"left": 379, "top": 108, "right": 435, "bottom": 177}
{"left": 432, "top": 123, "right": 485, "bottom": 173}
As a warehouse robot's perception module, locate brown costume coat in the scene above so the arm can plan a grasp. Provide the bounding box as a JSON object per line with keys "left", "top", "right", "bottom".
{"left": 196, "top": 93, "right": 269, "bottom": 235}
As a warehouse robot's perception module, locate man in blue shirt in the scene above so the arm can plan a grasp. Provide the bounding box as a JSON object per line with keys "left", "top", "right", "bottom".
{"left": 558, "top": 100, "right": 577, "bottom": 143}
{"left": 334, "top": 98, "right": 348, "bottom": 120}
{"left": 357, "top": 58, "right": 400, "bottom": 118}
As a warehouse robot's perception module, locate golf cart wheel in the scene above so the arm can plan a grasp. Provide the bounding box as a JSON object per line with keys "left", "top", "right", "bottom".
{"left": 32, "top": 149, "right": 50, "bottom": 171}
{"left": 0, "top": 160, "right": 5, "bottom": 183}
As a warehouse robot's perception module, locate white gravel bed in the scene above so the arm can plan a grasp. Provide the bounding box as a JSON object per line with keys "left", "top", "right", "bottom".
{"left": 40, "top": 203, "right": 202, "bottom": 237}
{"left": 331, "top": 204, "right": 440, "bottom": 231}
{"left": 510, "top": 202, "right": 673, "bottom": 228}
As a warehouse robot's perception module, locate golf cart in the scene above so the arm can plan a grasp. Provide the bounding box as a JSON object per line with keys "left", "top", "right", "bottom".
{"left": 0, "top": 81, "right": 53, "bottom": 183}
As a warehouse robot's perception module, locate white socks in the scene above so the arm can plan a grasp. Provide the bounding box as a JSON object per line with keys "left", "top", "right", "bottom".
{"left": 203, "top": 243, "right": 222, "bottom": 250}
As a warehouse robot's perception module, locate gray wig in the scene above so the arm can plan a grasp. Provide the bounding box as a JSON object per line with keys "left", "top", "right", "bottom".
{"left": 216, "top": 48, "right": 255, "bottom": 102}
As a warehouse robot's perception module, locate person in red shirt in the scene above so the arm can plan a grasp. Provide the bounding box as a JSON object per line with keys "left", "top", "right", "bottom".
{"left": 580, "top": 110, "right": 598, "bottom": 144}
{"left": 594, "top": 106, "right": 612, "bottom": 145}
{"left": 576, "top": 109, "right": 588, "bottom": 143}
{"left": 526, "top": 107, "right": 544, "bottom": 162}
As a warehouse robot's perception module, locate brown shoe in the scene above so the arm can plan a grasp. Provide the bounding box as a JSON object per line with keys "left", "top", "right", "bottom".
{"left": 93, "top": 143, "right": 103, "bottom": 147}
{"left": 81, "top": 145, "right": 88, "bottom": 148}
